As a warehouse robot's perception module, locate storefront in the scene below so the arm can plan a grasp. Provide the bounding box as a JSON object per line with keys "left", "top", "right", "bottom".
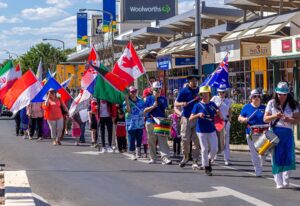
{"left": 269, "top": 35, "right": 300, "bottom": 141}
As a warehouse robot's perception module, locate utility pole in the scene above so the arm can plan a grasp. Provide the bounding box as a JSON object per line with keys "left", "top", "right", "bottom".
{"left": 195, "top": 0, "right": 202, "bottom": 81}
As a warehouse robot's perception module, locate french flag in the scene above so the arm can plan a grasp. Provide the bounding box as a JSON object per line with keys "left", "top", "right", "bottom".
{"left": 32, "top": 77, "right": 72, "bottom": 103}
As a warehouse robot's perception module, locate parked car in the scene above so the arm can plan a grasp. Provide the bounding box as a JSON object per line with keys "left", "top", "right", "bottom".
{"left": 0, "top": 106, "right": 13, "bottom": 117}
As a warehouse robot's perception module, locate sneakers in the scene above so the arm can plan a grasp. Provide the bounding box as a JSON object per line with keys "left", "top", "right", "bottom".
{"left": 37, "top": 137, "right": 43, "bottom": 141}
{"left": 148, "top": 159, "right": 156, "bottom": 164}
{"left": 131, "top": 154, "right": 137, "bottom": 160}
{"left": 255, "top": 170, "right": 262, "bottom": 177}
{"left": 224, "top": 161, "right": 230, "bottom": 166}
{"left": 106, "top": 146, "right": 114, "bottom": 153}
{"left": 276, "top": 184, "right": 284, "bottom": 189}
{"left": 205, "top": 167, "right": 212, "bottom": 176}
{"left": 179, "top": 158, "right": 188, "bottom": 168}
{"left": 192, "top": 162, "right": 200, "bottom": 170}
{"left": 29, "top": 137, "right": 33, "bottom": 140}
{"left": 99, "top": 147, "right": 106, "bottom": 153}
{"left": 162, "top": 158, "right": 172, "bottom": 165}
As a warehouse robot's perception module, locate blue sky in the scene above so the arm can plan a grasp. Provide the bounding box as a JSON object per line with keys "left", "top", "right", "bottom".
{"left": 0, "top": 0, "right": 225, "bottom": 63}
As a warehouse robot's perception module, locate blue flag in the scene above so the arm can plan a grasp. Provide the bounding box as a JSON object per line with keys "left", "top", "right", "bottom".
{"left": 201, "top": 54, "right": 230, "bottom": 88}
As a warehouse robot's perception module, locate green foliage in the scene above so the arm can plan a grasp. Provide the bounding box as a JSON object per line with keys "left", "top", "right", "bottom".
{"left": 18, "top": 43, "right": 69, "bottom": 73}
{"left": 230, "top": 103, "right": 247, "bottom": 144}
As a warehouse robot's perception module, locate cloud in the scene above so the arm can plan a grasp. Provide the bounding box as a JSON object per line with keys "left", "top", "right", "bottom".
{"left": 51, "top": 15, "right": 76, "bottom": 27}
{"left": 0, "top": 2, "right": 7, "bottom": 9}
{"left": 21, "top": 7, "right": 68, "bottom": 20}
{"left": 87, "top": 0, "right": 102, "bottom": 3}
{"left": 46, "top": 0, "right": 72, "bottom": 9}
{"left": 178, "top": 1, "right": 195, "bottom": 14}
{"left": 0, "top": 16, "right": 22, "bottom": 24}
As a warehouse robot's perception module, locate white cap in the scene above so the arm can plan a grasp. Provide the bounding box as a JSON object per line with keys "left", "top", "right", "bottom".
{"left": 152, "top": 81, "right": 162, "bottom": 89}
{"left": 217, "top": 84, "right": 227, "bottom": 92}
{"left": 249, "top": 89, "right": 262, "bottom": 98}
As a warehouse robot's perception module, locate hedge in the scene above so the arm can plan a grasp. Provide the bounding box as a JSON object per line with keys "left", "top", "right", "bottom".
{"left": 230, "top": 103, "right": 247, "bottom": 145}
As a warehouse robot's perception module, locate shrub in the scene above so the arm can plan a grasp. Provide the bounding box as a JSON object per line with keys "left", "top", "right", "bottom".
{"left": 230, "top": 103, "right": 247, "bottom": 144}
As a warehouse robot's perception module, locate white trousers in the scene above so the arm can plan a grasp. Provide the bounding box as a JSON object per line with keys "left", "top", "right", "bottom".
{"left": 246, "top": 135, "right": 263, "bottom": 175}
{"left": 223, "top": 121, "right": 231, "bottom": 162}
{"left": 274, "top": 171, "right": 290, "bottom": 187}
{"left": 197, "top": 132, "right": 218, "bottom": 167}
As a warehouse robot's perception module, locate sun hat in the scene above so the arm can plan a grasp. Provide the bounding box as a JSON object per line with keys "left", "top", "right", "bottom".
{"left": 217, "top": 84, "right": 227, "bottom": 92}
{"left": 199, "top": 85, "right": 211, "bottom": 94}
{"left": 129, "top": 86, "right": 137, "bottom": 92}
{"left": 152, "top": 81, "right": 162, "bottom": 89}
{"left": 275, "top": 81, "right": 290, "bottom": 94}
{"left": 249, "top": 89, "right": 262, "bottom": 99}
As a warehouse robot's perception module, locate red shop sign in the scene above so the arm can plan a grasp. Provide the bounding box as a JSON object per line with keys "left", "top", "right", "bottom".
{"left": 296, "top": 38, "right": 300, "bottom": 51}
{"left": 281, "top": 39, "right": 292, "bottom": 53}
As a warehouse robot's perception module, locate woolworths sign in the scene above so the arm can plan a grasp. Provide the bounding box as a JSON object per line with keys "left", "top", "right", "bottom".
{"left": 122, "top": 0, "right": 177, "bottom": 21}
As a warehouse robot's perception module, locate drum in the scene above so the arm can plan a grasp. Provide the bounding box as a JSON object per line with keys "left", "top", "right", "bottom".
{"left": 153, "top": 117, "right": 172, "bottom": 137}
{"left": 254, "top": 130, "right": 280, "bottom": 155}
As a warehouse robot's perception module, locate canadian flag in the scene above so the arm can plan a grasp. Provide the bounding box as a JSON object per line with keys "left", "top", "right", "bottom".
{"left": 112, "top": 42, "right": 145, "bottom": 85}
{"left": 88, "top": 46, "right": 100, "bottom": 67}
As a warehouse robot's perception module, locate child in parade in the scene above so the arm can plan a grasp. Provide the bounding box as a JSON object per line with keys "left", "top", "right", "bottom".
{"left": 190, "top": 86, "right": 220, "bottom": 176}
{"left": 238, "top": 89, "right": 266, "bottom": 177}
{"left": 20, "top": 107, "right": 29, "bottom": 139}
{"left": 114, "top": 108, "right": 127, "bottom": 153}
{"left": 89, "top": 97, "right": 99, "bottom": 148}
{"left": 264, "top": 82, "right": 300, "bottom": 189}
{"left": 168, "top": 111, "right": 181, "bottom": 157}
{"left": 71, "top": 115, "right": 81, "bottom": 146}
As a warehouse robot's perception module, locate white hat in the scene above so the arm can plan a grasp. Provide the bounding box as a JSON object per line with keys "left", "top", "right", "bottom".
{"left": 152, "top": 81, "right": 162, "bottom": 89}
{"left": 275, "top": 81, "right": 290, "bottom": 94}
{"left": 217, "top": 84, "right": 227, "bottom": 92}
{"left": 249, "top": 89, "right": 262, "bottom": 99}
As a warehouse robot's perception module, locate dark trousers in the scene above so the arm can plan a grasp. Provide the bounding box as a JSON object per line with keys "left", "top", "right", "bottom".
{"left": 99, "top": 117, "right": 113, "bottom": 147}
{"left": 173, "top": 137, "right": 181, "bottom": 155}
{"left": 14, "top": 112, "right": 21, "bottom": 135}
{"left": 117, "top": 136, "right": 127, "bottom": 151}
{"left": 80, "top": 122, "right": 86, "bottom": 142}
{"left": 29, "top": 117, "right": 43, "bottom": 138}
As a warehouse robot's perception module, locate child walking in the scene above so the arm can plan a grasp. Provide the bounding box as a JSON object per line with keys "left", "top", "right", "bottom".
{"left": 169, "top": 111, "right": 181, "bottom": 157}
{"left": 71, "top": 114, "right": 81, "bottom": 146}
{"left": 115, "top": 109, "right": 127, "bottom": 153}
{"left": 89, "top": 98, "right": 99, "bottom": 148}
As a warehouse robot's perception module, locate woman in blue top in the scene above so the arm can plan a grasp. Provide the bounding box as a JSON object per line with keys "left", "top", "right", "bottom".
{"left": 124, "top": 86, "right": 145, "bottom": 160}
{"left": 238, "top": 89, "right": 266, "bottom": 177}
{"left": 190, "top": 86, "right": 220, "bottom": 176}
{"left": 264, "top": 82, "right": 300, "bottom": 189}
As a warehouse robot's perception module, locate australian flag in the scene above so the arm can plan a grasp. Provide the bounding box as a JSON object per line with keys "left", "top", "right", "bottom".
{"left": 201, "top": 54, "right": 230, "bottom": 88}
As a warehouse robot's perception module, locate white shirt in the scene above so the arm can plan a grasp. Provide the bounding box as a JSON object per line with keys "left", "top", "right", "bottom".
{"left": 266, "top": 99, "right": 299, "bottom": 129}
{"left": 100, "top": 101, "right": 110, "bottom": 117}
{"left": 211, "top": 96, "right": 233, "bottom": 120}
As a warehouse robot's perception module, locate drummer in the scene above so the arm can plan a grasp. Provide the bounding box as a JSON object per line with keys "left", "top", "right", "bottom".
{"left": 190, "top": 86, "right": 220, "bottom": 176}
{"left": 211, "top": 84, "right": 233, "bottom": 165}
{"left": 264, "top": 82, "right": 300, "bottom": 189}
{"left": 144, "top": 81, "right": 172, "bottom": 165}
{"left": 238, "top": 89, "right": 266, "bottom": 177}
{"left": 174, "top": 71, "right": 201, "bottom": 169}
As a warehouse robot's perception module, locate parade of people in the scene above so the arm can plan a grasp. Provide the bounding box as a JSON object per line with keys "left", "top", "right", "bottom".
{"left": 1, "top": 1, "right": 300, "bottom": 205}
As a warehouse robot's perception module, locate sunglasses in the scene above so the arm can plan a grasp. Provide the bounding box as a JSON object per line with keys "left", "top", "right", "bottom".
{"left": 252, "top": 95, "right": 261, "bottom": 99}
{"left": 277, "top": 93, "right": 287, "bottom": 96}
{"left": 153, "top": 88, "right": 161, "bottom": 92}
{"left": 218, "top": 92, "right": 225, "bottom": 94}
{"left": 130, "top": 90, "right": 137, "bottom": 94}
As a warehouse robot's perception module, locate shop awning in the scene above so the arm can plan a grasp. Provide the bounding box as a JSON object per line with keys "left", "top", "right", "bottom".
{"left": 268, "top": 54, "right": 300, "bottom": 61}
{"left": 222, "top": 11, "right": 300, "bottom": 41}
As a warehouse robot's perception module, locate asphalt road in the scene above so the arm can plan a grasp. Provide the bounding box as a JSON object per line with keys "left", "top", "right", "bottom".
{"left": 0, "top": 118, "right": 300, "bottom": 206}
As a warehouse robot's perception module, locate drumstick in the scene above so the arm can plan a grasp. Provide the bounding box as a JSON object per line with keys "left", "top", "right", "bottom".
{"left": 248, "top": 109, "right": 259, "bottom": 121}
{"left": 184, "top": 96, "right": 200, "bottom": 107}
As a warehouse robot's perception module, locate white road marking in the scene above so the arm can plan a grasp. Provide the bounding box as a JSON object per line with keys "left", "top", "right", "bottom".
{"left": 32, "top": 193, "right": 50, "bottom": 204}
{"left": 152, "top": 186, "right": 273, "bottom": 206}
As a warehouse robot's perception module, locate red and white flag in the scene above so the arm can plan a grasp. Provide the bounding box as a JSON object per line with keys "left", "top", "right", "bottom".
{"left": 3, "top": 70, "right": 42, "bottom": 113}
{"left": 69, "top": 89, "right": 91, "bottom": 122}
{"left": 112, "top": 42, "right": 145, "bottom": 85}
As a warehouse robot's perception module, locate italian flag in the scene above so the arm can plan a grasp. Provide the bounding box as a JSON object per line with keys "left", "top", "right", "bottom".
{"left": 2, "top": 70, "right": 42, "bottom": 113}
{"left": 0, "top": 61, "right": 21, "bottom": 100}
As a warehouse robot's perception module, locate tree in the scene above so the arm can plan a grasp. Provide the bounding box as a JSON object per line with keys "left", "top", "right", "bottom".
{"left": 18, "top": 43, "right": 74, "bottom": 73}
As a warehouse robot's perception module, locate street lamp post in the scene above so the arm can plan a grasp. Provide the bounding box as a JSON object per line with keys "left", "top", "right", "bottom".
{"left": 42, "top": 38, "right": 65, "bottom": 50}
{"left": 3, "top": 49, "right": 18, "bottom": 59}
{"left": 195, "top": 0, "right": 202, "bottom": 80}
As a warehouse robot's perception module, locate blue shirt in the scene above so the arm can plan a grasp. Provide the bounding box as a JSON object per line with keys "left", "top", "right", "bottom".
{"left": 144, "top": 95, "right": 168, "bottom": 123}
{"left": 123, "top": 97, "right": 145, "bottom": 131}
{"left": 192, "top": 101, "right": 218, "bottom": 133}
{"left": 176, "top": 86, "right": 199, "bottom": 118}
{"left": 240, "top": 103, "right": 266, "bottom": 134}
